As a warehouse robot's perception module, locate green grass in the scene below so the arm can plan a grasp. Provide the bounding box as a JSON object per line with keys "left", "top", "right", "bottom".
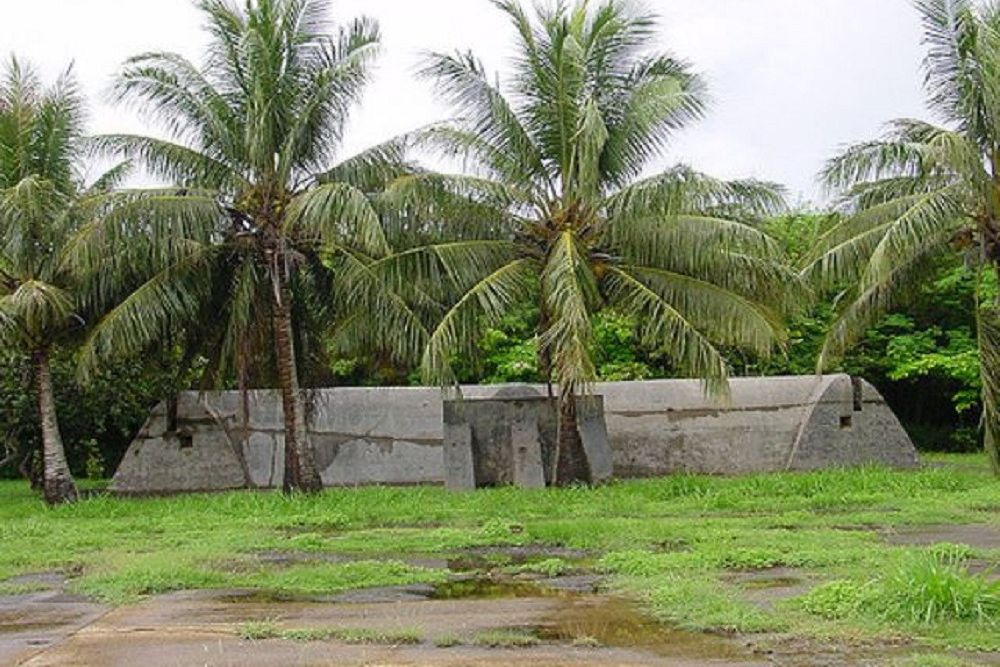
{"left": 2, "top": 453, "right": 998, "bottom": 653}
{"left": 471, "top": 629, "right": 541, "bottom": 648}
{"left": 508, "top": 557, "right": 572, "bottom": 577}
{"left": 800, "top": 550, "right": 1000, "bottom": 624}
{"left": 236, "top": 621, "right": 421, "bottom": 644}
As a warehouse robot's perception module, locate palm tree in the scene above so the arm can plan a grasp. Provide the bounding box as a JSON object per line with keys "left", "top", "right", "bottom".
{"left": 0, "top": 59, "right": 129, "bottom": 504}
{"left": 805, "top": 0, "right": 1000, "bottom": 474}
{"left": 366, "top": 0, "right": 795, "bottom": 484}
{"left": 76, "top": 0, "right": 406, "bottom": 493}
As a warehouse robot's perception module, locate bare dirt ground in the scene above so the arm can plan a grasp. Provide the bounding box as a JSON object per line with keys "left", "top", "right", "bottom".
{"left": 882, "top": 524, "right": 1000, "bottom": 551}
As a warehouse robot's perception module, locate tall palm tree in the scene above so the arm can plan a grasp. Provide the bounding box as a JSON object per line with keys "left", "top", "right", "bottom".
{"left": 365, "top": 0, "right": 795, "bottom": 484}
{"left": 805, "top": 0, "right": 1000, "bottom": 474}
{"left": 0, "top": 59, "right": 129, "bottom": 504}
{"left": 76, "top": 0, "right": 405, "bottom": 493}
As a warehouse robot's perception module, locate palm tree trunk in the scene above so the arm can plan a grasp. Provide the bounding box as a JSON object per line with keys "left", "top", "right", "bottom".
{"left": 979, "top": 292, "right": 1000, "bottom": 475}
{"left": 270, "top": 258, "right": 323, "bottom": 494}
{"left": 552, "top": 390, "right": 592, "bottom": 486}
{"left": 33, "top": 348, "right": 78, "bottom": 505}
{"left": 538, "top": 304, "right": 554, "bottom": 399}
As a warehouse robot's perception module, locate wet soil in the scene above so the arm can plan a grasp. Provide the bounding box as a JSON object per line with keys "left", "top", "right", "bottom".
{"left": 723, "top": 567, "right": 814, "bottom": 612}
{"left": 882, "top": 523, "right": 1000, "bottom": 551}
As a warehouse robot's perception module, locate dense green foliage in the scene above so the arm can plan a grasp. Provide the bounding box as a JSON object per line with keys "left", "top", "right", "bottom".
{"left": 763, "top": 215, "right": 985, "bottom": 452}
{"left": 0, "top": 348, "right": 185, "bottom": 480}
{"left": 803, "top": 0, "right": 1000, "bottom": 471}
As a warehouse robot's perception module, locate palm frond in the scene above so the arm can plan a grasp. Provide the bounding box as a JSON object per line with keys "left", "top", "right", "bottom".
{"left": 540, "top": 232, "right": 599, "bottom": 390}
{"left": 620, "top": 264, "right": 786, "bottom": 357}
{"left": 603, "top": 266, "right": 730, "bottom": 398}
{"left": 421, "top": 258, "right": 536, "bottom": 385}
{"left": 285, "top": 181, "right": 388, "bottom": 256}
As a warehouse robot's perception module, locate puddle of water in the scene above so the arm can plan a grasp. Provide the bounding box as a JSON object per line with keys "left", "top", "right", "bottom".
{"left": 431, "top": 578, "right": 560, "bottom": 600}
{"left": 445, "top": 546, "right": 593, "bottom": 576}
{"left": 538, "top": 596, "right": 751, "bottom": 661}
{"left": 740, "top": 577, "right": 804, "bottom": 590}
{"left": 217, "top": 590, "right": 311, "bottom": 605}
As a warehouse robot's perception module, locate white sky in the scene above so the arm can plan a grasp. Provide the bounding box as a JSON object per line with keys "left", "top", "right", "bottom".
{"left": 0, "top": 0, "right": 928, "bottom": 203}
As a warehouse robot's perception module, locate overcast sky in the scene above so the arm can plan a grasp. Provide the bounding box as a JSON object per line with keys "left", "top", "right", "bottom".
{"left": 0, "top": 0, "right": 929, "bottom": 203}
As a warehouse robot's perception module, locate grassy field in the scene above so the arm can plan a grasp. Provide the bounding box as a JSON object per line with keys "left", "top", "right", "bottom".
{"left": 2, "top": 454, "right": 999, "bottom": 657}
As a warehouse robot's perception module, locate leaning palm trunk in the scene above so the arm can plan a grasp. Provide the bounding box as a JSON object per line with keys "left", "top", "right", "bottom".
{"left": 34, "top": 349, "right": 78, "bottom": 505}
{"left": 270, "top": 256, "right": 323, "bottom": 494}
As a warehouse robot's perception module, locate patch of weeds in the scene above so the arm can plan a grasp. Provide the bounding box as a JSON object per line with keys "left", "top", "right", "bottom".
{"left": 0, "top": 581, "right": 50, "bottom": 595}
{"left": 798, "top": 580, "right": 871, "bottom": 620}
{"left": 509, "top": 558, "right": 571, "bottom": 577}
{"left": 718, "top": 547, "right": 791, "bottom": 570}
{"left": 284, "top": 532, "right": 330, "bottom": 550}
{"left": 571, "top": 635, "right": 602, "bottom": 647}
{"left": 480, "top": 518, "right": 526, "bottom": 541}
{"left": 74, "top": 554, "right": 230, "bottom": 604}
{"left": 878, "top": 551, "right": 1000, "bottom": 624}
{"left": 641, "top": 574, "right": 782, "bottom": 633}
{"left": 245, "top": 559, "right": 447, "bottom": 596}
{"left": 801, "top": 550, "right": 1000, "bottom": 625}
{"left": 598, "top": 550, "right": 702, "bottom": 576}
{"left": 237, "top": 622, "right": 421, "bottom": 644}
{"left": 287, "top": 627, "right": 421, "bottom": 644}
{"left": 238, "top": 620, "right": 281, "bottom": 640}
{"left": 433, "top": 633, "right": 461, "bottom": 647}
{"left": 927, "top": 543, "right": 974, "bottom": 562}
{"left": 472, "top": 628, "right": 541, "bottom": 648}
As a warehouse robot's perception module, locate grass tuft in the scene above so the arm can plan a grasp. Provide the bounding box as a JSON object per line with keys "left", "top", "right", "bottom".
{"left": 237, "top": 622, "right": 421, "bottom": 644}
{"left": 472, "top": 629, "right": 541, "bottom": 648}
{"left": 800, "top": 549, "right": 1000, "bottom": 625}
{"left": 433, "top": 633, "right": 461, "bottom": 647}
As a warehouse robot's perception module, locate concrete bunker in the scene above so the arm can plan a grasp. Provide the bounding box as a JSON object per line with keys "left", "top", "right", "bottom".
{"left": 442, "top": 388, "right": 614, "bottom": 490}
{"left": 110, "top": 375, "right": 919, "bottom": 494}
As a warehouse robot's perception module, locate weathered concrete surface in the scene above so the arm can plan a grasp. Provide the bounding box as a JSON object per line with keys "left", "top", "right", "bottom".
{"left": 443, "top": 393, "right": 613, "bottom": 489}
{"left": 111, "top": 375, "right": 918, "bottom": 493}
{"left": 603, "top": 375, "right": 919, "bottom": 476}
{"left": 0, "top": 574, "right": 108, "bottom": 665}
{"left": 18, "top": 589, "right": 764, "bottom": 667}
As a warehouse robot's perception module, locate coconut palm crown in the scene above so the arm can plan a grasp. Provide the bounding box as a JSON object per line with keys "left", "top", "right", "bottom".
{"left": 75, "top": 0, "right": 407, "bottom": 492}
{"left": 365, "top": 0, "right": 796, "bottom": 482}
{"left": 804, "top": 0, "right": 1000, "bottom": 473}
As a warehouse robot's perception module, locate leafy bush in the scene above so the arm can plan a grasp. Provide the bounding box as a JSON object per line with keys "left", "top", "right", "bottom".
{"left": 0, "top": 348, "right": 187, "bottom": 479}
